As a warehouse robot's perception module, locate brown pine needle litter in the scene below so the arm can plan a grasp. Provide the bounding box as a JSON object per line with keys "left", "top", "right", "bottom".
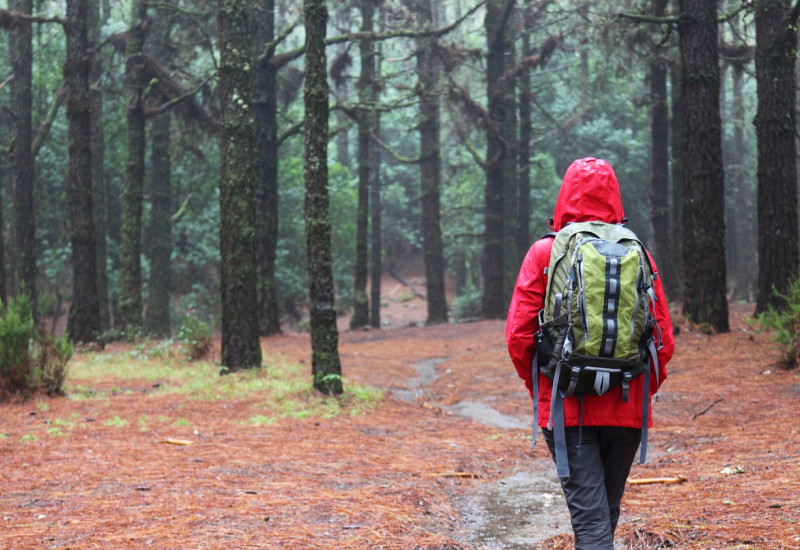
{"left": 2, "top": 304, "right": 799, "bottom": 549}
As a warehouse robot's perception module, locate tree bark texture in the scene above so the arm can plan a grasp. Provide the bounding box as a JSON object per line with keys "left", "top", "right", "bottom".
{"left": 118, "top": 0, "right": 148, "bottom": 331}
{"left": 218, "top": 0, "right": 263, "bottom": 370}
{"left": 678, "top": 0, "right": 729, "bottom": 331}
{"left": 669, "top": 60, "right": 684, "bottom": 300}
{"left": 89, "top": 0, "right": 110, "bottom": 332}
{"left": 730, "top": 66, "right": 756, "bottom": 302}
{"left": 518, "top": 6, "right": 532, "bottom": 255}
{"left": 145, "top": 114, "right": 172, "bottom": 337}
{"left": 754, "top": 0, "right": 799, "bottom": 314}
{"left": 416, "top": 0, "right": 448, "bottom": 325}
{"left": 350, "top": 0, "right": 374, "bottom": 330}
{"left": 65, "top": 0, "right": 101, "bottom": 343}
{"left": 369, "top": 110, "right": 382, "bottom": 328}
{"left": 254, "top": 0, "right": 282, "bottom": 336}
{"left": 648, "top": 0, "right": 678, "bottom": 298}
{"left": 482, "top": 0, "right": 517, "bottom": 319}
{"left": 144, "top": 11, "right": 173, "bottom": 338}
{"left": 304, "top": 0, "right": 343, "bottom": 395}
{"left": 10, "top": 0, "right": 37, "bottom": 312}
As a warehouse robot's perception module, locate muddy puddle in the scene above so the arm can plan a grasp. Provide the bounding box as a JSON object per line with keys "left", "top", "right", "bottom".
{"left": 394, "top": 359, "right": 572, "bottom": 548}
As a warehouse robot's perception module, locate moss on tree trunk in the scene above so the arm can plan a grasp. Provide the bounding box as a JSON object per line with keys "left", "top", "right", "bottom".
{"left": 304, "top": 0, "right": 342, "bottom": 395}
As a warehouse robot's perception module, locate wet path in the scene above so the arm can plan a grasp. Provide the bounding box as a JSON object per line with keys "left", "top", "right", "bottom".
{"left": 393, "top": 357, "right": 572, "bottom": 549}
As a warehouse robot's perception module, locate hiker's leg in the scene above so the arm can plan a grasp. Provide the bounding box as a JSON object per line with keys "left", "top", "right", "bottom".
{"left": 542, "top": 427, "right": 613, "bottom": 550}
{"left": 599, "top": 426, "right": 641, "bottom": 535}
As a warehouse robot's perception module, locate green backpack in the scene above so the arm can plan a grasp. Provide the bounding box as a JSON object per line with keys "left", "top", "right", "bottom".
{"left": 533, "top": 221, "right": 660, "bottom": 478}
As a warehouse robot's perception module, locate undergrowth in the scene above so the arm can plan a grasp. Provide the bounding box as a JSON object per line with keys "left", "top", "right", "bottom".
{"left": 755, "top": 275, "right": 800, "bottom": 370}
{"left": 0, "top": 296, "right": 74, "bottom": 400}
{"left": 69, "top": 347, "right": 383, "bottom": 419}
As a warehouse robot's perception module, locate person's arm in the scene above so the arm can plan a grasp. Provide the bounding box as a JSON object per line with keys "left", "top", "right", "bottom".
{"left": 647, "top": 251, "right": 675, "bottom": 391}
{"left": 506, "top": 239, "right": 550, "bottom": 396}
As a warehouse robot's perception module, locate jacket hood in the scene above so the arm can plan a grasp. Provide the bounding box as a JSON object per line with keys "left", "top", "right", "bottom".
{"left": 550, "top": 157, "right": 625, "bottom": 231}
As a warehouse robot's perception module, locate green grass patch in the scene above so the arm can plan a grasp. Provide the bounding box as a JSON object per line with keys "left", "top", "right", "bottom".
{"left": 68, "top": 346, "right": 384, "bottom": 421}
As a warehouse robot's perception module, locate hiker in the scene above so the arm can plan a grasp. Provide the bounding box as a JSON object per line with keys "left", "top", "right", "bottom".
{"left": 506, "top": 157, "right": 675, "bottom": 549}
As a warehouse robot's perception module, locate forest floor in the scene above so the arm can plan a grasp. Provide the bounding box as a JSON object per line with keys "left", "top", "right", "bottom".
{"left": 2, "top": 294, "right": 800, "bottom": 549}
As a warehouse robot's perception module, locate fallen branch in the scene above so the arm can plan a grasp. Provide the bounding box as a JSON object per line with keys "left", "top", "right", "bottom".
{"left": 162, "top": 438, "right": 194, "bottom": 446}
{"left": 691, "top": 394, "right": 724, "bottom": 420}
{"left": 628, "top": 475, "right": 688, "bottom": 485}
{"left": 429, "top": 471, "right": 480, "bottom": 479}
{"left": 388, "top": 266, "right": 426, "bottom": 300}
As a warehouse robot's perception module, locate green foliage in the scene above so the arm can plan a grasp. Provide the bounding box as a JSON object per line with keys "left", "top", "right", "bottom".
{"left": 452, "top": 284, "right": 483, "bottom": 321}
{"left": 0, "top": 296, "right": 73, "bottom": 399}
{"left": 755, "top": 276, "right": 800, "bottom": 370}
{"left": 176, "top": 315, "right": 213, "bottom": 361}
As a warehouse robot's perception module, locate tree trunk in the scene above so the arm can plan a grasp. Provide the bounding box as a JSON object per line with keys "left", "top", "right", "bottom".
{"left": 253, "top": 0, "right": 281, "bottom": 335}
{"left": 482, "top": 0, "right": 517, "bottom": 319}
{"left": 145, "top": 115, "right": 172, "bottom": 336}
{"left": 518, "top": 6, "right": 532, "bottom": 255}
{"left": 730, "top": 65, "right": 756, "bottom": 302}
{"left": 65, "top": 0, "right": 101, "bottom": 343}
{"left": 218, "top": 0, "right": 263, "bottom": 371}
{"left": 648, "top": 0, "right": 678, "bottom": 297}
{"left": 144, "top": 11, "right": 173, "bottom": 338}
{"left": 369, "top": 111, "right": 382, "bottom": 328}
{"left": 0, "top": 149, "right": 6, "bottom": 304}
{"left": 304, "top": 0, "right": 342, "bottom": 395}
{"left": 89, "top": 0, "right": 110, "bottom": 332}
{"left": 678, "top": 0, "right": 729, "bottom": 331}
{"left": 416, "top": 0, "right": 448, "bottom": 325}
{"left": 349, "top": 0, "right": 374, "bottom": 330}
{"left": 754, "top": 0, "right": 799, "bottom": 314}
{"left": 369, "top": 29, "right": 383, "bottom": 329}
{"left": 669, "top": 59, "right": 684, "bottom": 300}
{"left": 118, "top": 0, "right": 148, "bottom": 332}
{"left": 10, "top": 0, "right": 37, "bottom": 313}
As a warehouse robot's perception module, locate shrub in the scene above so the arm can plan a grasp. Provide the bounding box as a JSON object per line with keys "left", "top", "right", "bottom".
{"left": 0, "top": 296, "right": 73, "bottom": 399}
{"left": 177, "top": 315, "right": 213, "bottom": 360}
{"left": 452, "top": 285, "right": 483, "bottom": 321}
{"left": 756, "top": 275, "right": 800, "bottom": 370}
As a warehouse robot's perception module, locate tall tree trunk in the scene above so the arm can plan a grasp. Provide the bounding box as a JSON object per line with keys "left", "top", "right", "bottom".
{"left": 254, "top": 0, "right": 281, "bottom": 335}
{"left": 669, "top": 59, "right": 684, "bottom": 299}
{"left": 0, "top": 151, "right": 6, "bottom": 304}
{"left": 145, "top": 13, "right": 173, "bottom": 338}
{"left": 89, "top": 0, "right": 110, "bottom": 332}
{"left": 648, "top": 0, "right": 678, "bottom": 296}
{"left": 369, "top": 110, "right": 382, "bottom": 328}
{"left": 218, "top": 0, "right": 263, "bottom": 370}
{"left": 304, "top": 0, "right": 342, "bottom": 395}
{"left": 369, "top": 23, "right": 383, "bottom": 329}
{"left": 118, "top": 0, "right": 148, "bottom": 331}
{"left": 482, "top": 0, "right": 517, "bottom": 319}
{"left": 730, "top": 64, "right": 756, "bottom": 302}
{"left": 349, "top": 0, "right": 373, "bottom": 329}
{"left": 10, "top": 0, "right": 37, "bottom": 314}
{"left": 517, "top": 6, "right": 532, "bottom": 255}
{"left": 416, "top": 0, "right": 448, "bottom": 325}
{"left": 65, "top": 0, "right": 101, "bottom": 343}
{"left": 678, "top": 0, "right": 729, "bottom": 331}
{"left": 754, "top": 0, "right": 799, "bottom": 314}
{"left": 145, "top": 114, "right": 172, "bottom": 336}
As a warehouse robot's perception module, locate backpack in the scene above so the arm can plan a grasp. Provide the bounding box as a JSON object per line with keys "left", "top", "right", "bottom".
{"left": 532, "top": 221, "right": 661, "bottom": 479}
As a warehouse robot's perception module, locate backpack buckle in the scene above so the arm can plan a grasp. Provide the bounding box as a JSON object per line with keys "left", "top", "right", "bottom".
{"left": 621, "top": 371, "right": 632, "bottom": 403}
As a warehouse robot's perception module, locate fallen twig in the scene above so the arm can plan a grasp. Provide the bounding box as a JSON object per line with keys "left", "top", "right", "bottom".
{"left": 429, "top": 471, "right": 480, "bottom": 479}
{"left": 628, "top": 475, "right": 688, "bottom": 486}
{"left": 162, "top": 438, "right": 194, "bottom": 446}
{"left": 691, "top": 394, "right": 724, "bottom": 420}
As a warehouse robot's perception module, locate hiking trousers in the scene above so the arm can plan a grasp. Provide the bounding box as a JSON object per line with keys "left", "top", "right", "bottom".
{"left": 542, "top": 426, "right": 641, "bottom": 550}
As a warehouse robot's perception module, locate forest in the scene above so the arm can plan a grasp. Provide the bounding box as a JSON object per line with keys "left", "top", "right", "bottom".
{"left": 0, "top": 0, "right": 799, "bottom": 384}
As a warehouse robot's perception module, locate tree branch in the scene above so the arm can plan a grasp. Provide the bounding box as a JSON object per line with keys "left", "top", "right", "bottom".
{"left": 0, "top": 8, "right": 66, "bottom": 28}
{"left": 271, "top": 1, "right": 485, "bottom": 70}
{"left": 32, "top": 87, "right": 67, "bottom": 160}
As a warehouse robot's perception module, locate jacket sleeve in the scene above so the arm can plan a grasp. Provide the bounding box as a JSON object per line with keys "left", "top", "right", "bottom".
{"left": 647, "top": 251, "right": 675, "bottom": 393}
{"left": 506, "top": 238, "right": 551, "bottom": 397}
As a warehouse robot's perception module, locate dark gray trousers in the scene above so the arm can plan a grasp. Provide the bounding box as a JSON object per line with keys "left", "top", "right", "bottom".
{"left": 542, "top": 426, "right": 641, "bottom": 550}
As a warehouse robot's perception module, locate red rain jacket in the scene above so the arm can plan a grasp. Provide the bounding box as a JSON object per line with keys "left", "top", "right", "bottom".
{"left": 506, "top": 158, "right": 675, "bottom": 429}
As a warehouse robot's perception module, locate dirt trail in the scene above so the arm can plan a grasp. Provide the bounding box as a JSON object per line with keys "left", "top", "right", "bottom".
{"left": 1, "top": 303, "right": 800, "bottom": 549}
